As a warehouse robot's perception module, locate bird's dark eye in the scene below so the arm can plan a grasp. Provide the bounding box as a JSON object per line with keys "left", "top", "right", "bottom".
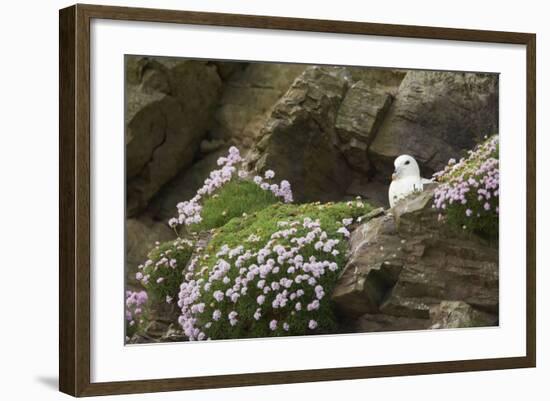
{"left": 405, "top": 160, "right": 410, "bottom": 165}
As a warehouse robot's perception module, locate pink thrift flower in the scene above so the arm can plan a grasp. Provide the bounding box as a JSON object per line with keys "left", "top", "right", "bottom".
{"left": 254, "top": 309, "right": 262, "bottom": 320}
{"left": 213, "top": 290, "right": 224, "bottom": 302}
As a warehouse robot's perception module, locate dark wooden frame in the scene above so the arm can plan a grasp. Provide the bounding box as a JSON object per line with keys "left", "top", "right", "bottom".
{"left": 59, "top": 3, "right": 536, "bottom": 397}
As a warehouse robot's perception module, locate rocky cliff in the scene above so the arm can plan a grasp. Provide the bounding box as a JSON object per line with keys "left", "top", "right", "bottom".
{"left": 332, "top": 188, "right": 498, "bottom": 332}
{"left": 124, "top": 57, "right": 499, "bottom": 337}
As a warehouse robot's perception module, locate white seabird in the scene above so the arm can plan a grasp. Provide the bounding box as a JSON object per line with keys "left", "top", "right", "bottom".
{"left": 388, "top": 154, "right": 431, "bottom": 208}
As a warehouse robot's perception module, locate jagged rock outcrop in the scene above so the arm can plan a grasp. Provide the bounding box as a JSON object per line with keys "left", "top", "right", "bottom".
{"left": 335, "top": 81, "right": 393, "bottom": 173}
{"left": 333, "top": 188, "right": 498, "bottom": 332}
{"left": 126, "top": 58, "right": 222, "bottom": 216}
{"left": 242, "top": 67, "right": 498, "bottom": 207}
{"left": 247, "top": 66, "right": 355, "bottom": 202}
{"left": 334, "top": 68, "right": 405, "bottom": 175}
{"left": 212, "top": 63, "right": 306, "bottom": 149}
{"left": 126, "top": 59, "right": 499, "bottom": 215}
{"left": 369, "top": 71, "right": 499, "bottom": 177}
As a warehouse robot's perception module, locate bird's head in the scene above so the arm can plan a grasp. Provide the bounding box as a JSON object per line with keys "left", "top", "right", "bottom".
{"left": 392, "top": 154, "right": 421, "bottom": 181}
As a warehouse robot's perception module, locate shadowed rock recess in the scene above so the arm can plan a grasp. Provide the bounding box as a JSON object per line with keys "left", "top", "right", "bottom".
{"left": 125, "top": 56, "right": 499, "bottom": 336}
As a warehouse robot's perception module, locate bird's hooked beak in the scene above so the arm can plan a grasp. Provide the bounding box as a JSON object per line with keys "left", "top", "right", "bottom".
{"left": 391, "top": 170, "right": 398, "bottom": 181}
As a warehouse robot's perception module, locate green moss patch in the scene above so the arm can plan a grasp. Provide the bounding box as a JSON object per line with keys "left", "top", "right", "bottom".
{"left": 191, "top": 180, "right": 279, "bottom": 233}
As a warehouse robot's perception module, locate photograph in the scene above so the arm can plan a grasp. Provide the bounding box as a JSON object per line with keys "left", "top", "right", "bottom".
{"left": 124, "top": 56, "right": 500, "bottom": 344}
{"left": 0, "top": 0, "right": 543, "bottom": 398}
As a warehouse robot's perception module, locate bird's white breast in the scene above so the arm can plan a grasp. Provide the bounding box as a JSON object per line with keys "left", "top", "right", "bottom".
{"left": 389, "top": 176, "right": 423, "bottom": 208}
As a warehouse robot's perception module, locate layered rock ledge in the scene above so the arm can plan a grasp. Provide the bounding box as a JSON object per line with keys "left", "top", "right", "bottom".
{"left": 333, "top": 188, "right": 498, "bottom": 332}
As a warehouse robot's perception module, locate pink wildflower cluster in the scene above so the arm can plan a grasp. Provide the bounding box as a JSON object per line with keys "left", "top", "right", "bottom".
{"left": 252, "top": 171, "right": 293, "bottom": 203}
{"left": 168, "top": 147, "right": 293, "bottom": 229}
{"left": 176, "top": 216, "right": 352, "bottom": 341}
{"left": 169, "top": 147, "right": 242, "bottom": 228}
{"left": 125, "top": 290, "right": 148, "bottom": 329}
{"left": 433, "top": 135, "right": 499, "bottom": 236}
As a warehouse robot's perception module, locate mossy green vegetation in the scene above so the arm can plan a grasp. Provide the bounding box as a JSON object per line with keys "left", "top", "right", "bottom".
{"left": 206, "top": 201, "right": 370, "bottom": 254}
{"left": 190, "top": 180, "right": 280, "bottom": 233}
{"left": 177, "top": 198, "right": 373, "bottom": 340}
{"left": 136, "top": 237, "right": 194, "bottom": 304}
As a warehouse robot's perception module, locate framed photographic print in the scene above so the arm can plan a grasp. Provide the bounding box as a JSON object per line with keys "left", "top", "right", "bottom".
{"left": 59, "top": 3, "right": 536, "bottom": 397}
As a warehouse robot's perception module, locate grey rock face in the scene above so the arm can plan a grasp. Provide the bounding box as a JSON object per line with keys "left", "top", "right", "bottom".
{"left": 126, "top": 58, "right": 222, "bottom": 216}
{"left": 333, "top": 188, "right": 498, "bottom": 332}
{"left": 126, "top": 60, "right": 499, "bottom": 214}
{"left": 369, "top": 71, "right": 499, "bottom": 177}
{"left": 212, "top": 63, "right": 306, "bottom": 149}
{"left": 248, "top": 66, "right": 354, "bottom": 202}
{"left": 430, "top": 301, "right": 497, "bottom": 329}
{"left": 335, "top": 81, "right": 394, "bottom": 173}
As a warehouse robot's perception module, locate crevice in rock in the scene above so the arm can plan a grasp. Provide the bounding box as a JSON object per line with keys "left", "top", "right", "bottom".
{"left": 365, "top": 261, "right": 403, "bottom": 308}
{"left": 133, "top": 106, "right": 170, "bottom": 183}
